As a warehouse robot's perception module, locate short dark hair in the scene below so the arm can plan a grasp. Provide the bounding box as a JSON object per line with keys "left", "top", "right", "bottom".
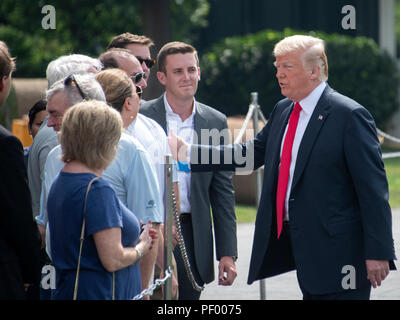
{"left": 107, "top": 33, "right": 154, "bottom": 50}
{"left": 157, "top": 41, "right": 198, "bottom": 73}
{"left": 0, "top": 41, "right": 16, "bottom": 78}
{"left": 28, "top": 100, "right": 47, "bottom": 129}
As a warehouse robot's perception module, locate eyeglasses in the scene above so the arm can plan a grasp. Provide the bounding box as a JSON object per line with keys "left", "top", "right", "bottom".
{"left": 64, "top": 74, "right": 86, "bottom": 100}
{"left": 136, "top": 86, "right": 143, "bottom": 99}
{"left": 130, "top": 72, "right": 145, "bottom": 84}
{"left": 136, "top": 57, "right": 156, "bottom": 68}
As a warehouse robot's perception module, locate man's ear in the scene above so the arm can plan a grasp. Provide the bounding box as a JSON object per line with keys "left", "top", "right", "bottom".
{"left": 197, "top": 66, "right": 201, "bottom": 81}
{"left": 310, "top": 65, "right": 320, "bottom": 80}
{"left": 157, "top": 71, "right": 166, "bottom": 86}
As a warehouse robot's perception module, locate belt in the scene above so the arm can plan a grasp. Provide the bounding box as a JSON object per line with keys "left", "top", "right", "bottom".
{"left": 180, "top": 213, "right": 191, "bottom": 223}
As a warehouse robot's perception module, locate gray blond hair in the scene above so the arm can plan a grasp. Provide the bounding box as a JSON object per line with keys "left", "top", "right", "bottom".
{"left": 46, "top": 73, "right": 106, "bottom": 106}
{"left": 46, "top": 54, "right": 103, "bottom": 88}
{"left": 95, "top": 68, "right": 134, "bottom": 113}
{"left": 274, "top": 35, "right": 329, "bottom": 81}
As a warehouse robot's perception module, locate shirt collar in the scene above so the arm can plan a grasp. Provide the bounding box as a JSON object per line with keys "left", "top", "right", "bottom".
{"left": 163, "top": 92, "right": 197, "bottom": 119}
{"left": 298, "top": 81, "right": 326, "bottom": 115}
{"left": 126, "top": 116, "right": 137, "bottom": 133}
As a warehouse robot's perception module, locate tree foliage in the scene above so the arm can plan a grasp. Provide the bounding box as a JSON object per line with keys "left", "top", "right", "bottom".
{"left": 0, "top": 0, "right": 210, "bottom": 77}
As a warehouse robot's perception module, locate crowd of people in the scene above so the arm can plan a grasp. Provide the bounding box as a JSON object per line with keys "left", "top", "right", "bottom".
{"left": 0, "top": 32, "right": 396, "bottom": 301}
{"left": 0, "top": 33, "right": 237, "bottom": 300}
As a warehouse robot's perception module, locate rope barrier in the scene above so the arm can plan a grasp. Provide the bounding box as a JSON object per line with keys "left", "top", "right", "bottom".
{"left": 234, "top": 103, "right": 256, "bottom": 144}
{"left": 382, "top": 152, "right": 400, "bottom": 159}
{"left": 257, "top": 107, "right": 268, "bottom": 125}
{"left": 377, "top": 128, "right": 400, "bottom": 147}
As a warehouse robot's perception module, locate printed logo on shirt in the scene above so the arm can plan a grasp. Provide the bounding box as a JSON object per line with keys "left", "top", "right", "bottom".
{"left": 146, "top": 200, "right": 155, "bottom": 208}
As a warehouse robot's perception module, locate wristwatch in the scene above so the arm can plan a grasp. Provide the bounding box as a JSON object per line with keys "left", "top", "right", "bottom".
{"left": 134, "top": 247, "right": 143, "bottom": 261}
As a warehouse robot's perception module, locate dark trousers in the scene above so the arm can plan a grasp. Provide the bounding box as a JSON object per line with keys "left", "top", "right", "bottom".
{"left": 173, "top": 215, "right": 204, "bottom": 300}
{"left": 279, "top": 224, "right": 372, "bottom": 300}
{"left": 299, "top": 281, "right": 372, "bottom": 300}
{"left": 0, "top": 262, "right": 26, "bottom": 300}
{"left": 266, "top": 222, "right": 372, "bottom": 300}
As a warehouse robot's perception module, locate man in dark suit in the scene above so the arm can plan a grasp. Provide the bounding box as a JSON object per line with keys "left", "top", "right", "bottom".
{"left": 0, "top": 41, "right": 41, "bottom": 299}
{"left": 169, "top": 35, "right": 396, "bottom": 299}
{"left": 140, "top": 41, "right": 238, "bottom": 300}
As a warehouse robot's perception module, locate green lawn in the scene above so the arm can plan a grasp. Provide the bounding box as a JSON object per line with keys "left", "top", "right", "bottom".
{"left": 235, "top": 156, "right": 400, "bottom": 223}
{"left": 385, "top": 157, "right": 400, "bottom": 209}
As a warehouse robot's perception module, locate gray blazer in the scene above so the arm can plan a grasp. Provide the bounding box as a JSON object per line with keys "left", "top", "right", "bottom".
{"left": 140, "top": 95, "right": 237, "bottom": 284}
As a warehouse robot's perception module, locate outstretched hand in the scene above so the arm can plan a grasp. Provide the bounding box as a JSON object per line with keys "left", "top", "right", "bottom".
{"left": 168, "top": 130, "right": 189, "bottom": 162}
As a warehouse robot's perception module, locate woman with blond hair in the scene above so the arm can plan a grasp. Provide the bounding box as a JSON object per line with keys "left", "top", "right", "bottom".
{"left": 95, "top": 68, "right": 140, "bottom": 128}
{"left": 47, "top": 101, "right": 156, "bottom": 300}
{"left": 96, "top": 68, "right": 179, "bottom": 298}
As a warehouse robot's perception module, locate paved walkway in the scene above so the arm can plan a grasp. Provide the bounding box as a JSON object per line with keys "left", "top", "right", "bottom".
{"left": 201, "top": 209, "right": 400, "bottom": 300}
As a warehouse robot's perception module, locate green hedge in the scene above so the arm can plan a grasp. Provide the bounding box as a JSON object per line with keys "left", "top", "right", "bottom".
{"left": 197, "top": 29, "right": 400, "bottom": 129}
{"left": 0, "top": 25, "right": 71, "bottom": 77}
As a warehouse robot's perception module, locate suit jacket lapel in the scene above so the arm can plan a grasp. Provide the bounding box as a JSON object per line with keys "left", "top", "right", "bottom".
{"left": 264, "top": 103, "right": 294, "bottom": 190}
{"left": 193, "top": 102, "right": 208, "bottom": 144}
{"left": 291, "top": 85, "right": 333, "bottom": 192}
{"left": 191, "top": 102, "right": 208, "bottom": 212}
{"left": 271, "top": 103, "right": 293, "bottom": 180}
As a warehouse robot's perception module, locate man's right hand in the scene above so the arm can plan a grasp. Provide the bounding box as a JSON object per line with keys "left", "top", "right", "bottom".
{"left": 168, "top": 130, "right": 188, "bottom": 162}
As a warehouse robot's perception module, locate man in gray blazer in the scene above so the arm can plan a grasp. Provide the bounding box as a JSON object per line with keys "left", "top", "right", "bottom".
{"left": 140, "top": 41, "right": 237, "bottom": 300}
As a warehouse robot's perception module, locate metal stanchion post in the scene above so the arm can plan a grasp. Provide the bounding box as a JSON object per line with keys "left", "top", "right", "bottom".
{"left": 164, "top": 155, "right": 173, "bottom": 300}
{"left": 251, "top": 92, "right": 266, "bottom": 300}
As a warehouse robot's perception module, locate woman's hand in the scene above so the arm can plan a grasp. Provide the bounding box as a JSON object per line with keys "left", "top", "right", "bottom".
{"left": 138, "top": 221, "right": 158, "bottom": 254}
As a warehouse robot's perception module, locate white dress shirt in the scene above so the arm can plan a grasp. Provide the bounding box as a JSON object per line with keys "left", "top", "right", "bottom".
{"left": 280, "top": 81, "right": 326, "bottom": 220}
{"left": 164, "top": 93, "right": 197, "bottom": 213}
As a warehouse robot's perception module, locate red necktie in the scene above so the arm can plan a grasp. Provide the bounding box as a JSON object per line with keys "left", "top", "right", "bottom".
{"left": 276, "top": 102, "right": 302, "bottom": 238}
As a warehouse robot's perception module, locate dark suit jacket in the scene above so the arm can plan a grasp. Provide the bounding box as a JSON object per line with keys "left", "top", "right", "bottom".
{"left": 191, "top": 85, "right": 396, "bottom": 294}
{"left": 140, "top": 95, "right": 237, "bottom": 284}
{"left": 0, "top": 125, "right": 41, "bottom": 299}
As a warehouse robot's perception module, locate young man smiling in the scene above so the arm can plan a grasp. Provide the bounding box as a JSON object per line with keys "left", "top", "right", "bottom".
{"left": 140, "top": 41, "right": 238, "bottom": 300}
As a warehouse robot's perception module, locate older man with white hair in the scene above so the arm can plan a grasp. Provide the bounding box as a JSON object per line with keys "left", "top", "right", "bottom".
{"left": 169, "top": 35, "right": 396, "bottom": 300}
{"left": 28, "top": 54, "right": 102, "bottom": 220}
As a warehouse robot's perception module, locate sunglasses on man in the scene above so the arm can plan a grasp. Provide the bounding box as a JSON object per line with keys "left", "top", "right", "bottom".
{"left": 136, "top": 86, "right": 143, "bottom": 99}
{"left": 64, "top": 74, "right": 86, "bottom": 100}
{"left": 136, "top": 57, "right": 156, "bottom": 68}
{"left": 130, "top": 72, "right": 145, "bottom": 84}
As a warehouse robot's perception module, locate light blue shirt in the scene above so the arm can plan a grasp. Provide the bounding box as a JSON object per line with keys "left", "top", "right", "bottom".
{"left": 37, "top": 132, "right": 162, "bottom": 229}
{"left": 126, "top": 113, "right": 178, "bottom": 217}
